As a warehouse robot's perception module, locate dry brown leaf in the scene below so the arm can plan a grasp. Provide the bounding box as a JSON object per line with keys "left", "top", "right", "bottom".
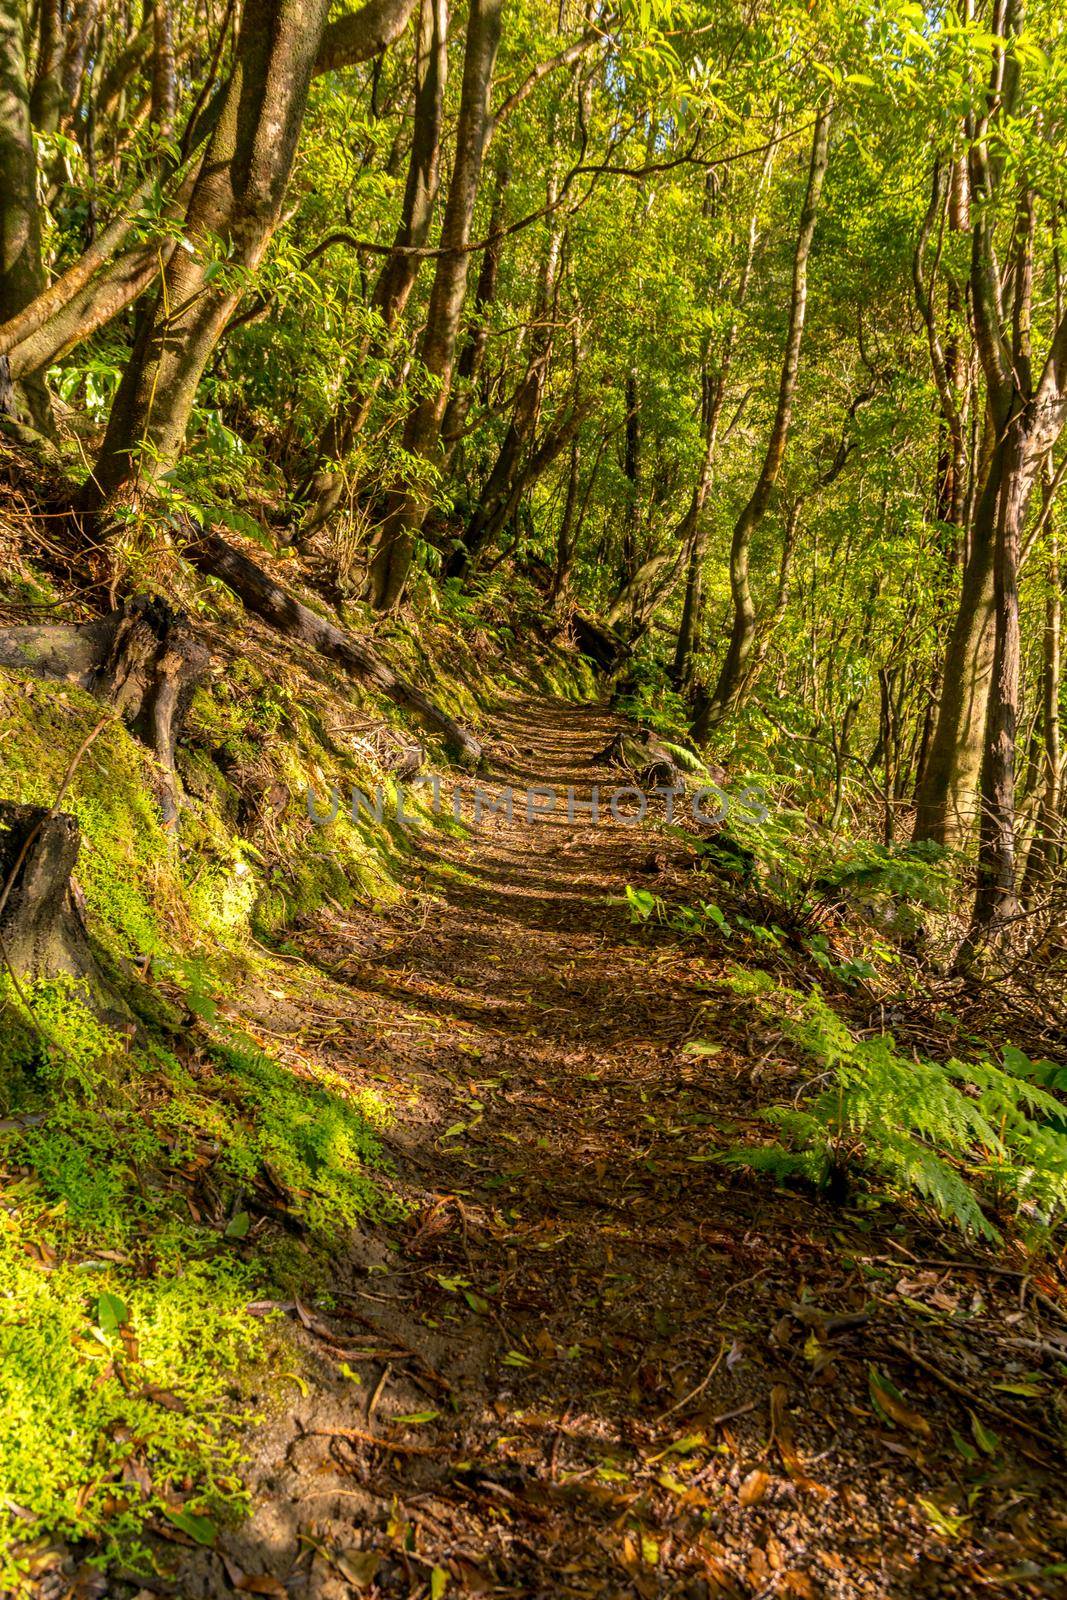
{"left": 236, "top": 1577, "right": 288, "bottom": 1597}
{"left": 738, "top": 1468, "right": 770, "bottom": 1506}
{"left": 332, "top": 1548, "right": 380, "bottom": 1588}
{"left": 780, "top": 1571, "right": 819, "bottom": 1598}
{"left": 769, "top": 1384, "right": 831, "bottom": 1498}
{"left": 868, "top": 1367, "right": 932, "bottom": 1437}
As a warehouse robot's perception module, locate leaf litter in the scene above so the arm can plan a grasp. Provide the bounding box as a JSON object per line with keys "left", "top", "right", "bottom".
{"left": 157, "top": 700, "right": 1067, "bottom": 1600}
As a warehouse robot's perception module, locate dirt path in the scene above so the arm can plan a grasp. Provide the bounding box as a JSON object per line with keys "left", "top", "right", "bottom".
{"left": 191, "top": 698, "right": 1066, "bottom": 1600}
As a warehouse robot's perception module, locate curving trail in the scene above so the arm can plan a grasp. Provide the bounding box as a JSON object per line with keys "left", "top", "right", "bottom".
{"left": 192, "top": 698, "right": 1065, "bottom": 1600}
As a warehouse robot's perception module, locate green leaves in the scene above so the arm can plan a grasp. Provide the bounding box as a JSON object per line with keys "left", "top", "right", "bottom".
{"left": 719, "top": 975, "right": 1067, "bottom": 1239}
{"left": 165, "top": 1506, "right": 217, "bottom": 1545}
{"left": 224, "top": 1211, "right": 251, "bottom": 1240}
{"left": 94, "top": 1291, "right": 128, "bottom": 1335}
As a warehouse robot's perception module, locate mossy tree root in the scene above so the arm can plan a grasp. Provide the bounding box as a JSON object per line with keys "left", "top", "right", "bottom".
{"left": 0, "top": 595, "right": 209, "bottom": 824}
{"left": 0, "top": 802, "right": 99, "bottom": 983}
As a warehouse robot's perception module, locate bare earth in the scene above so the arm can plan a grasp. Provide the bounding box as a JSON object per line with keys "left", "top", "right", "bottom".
{"left": 170, "top": 697, "right": 1067, "bottom": 1600}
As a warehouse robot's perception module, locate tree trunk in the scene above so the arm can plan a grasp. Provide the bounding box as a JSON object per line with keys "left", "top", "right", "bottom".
{"left": 29, "top": 0, "right": 64, "bottom": 135}
{"left": 438, "top": 148, "right": 509, "bottom": 468}
{"left": 619, "top": 366, "right": 641, "bottom": 588}
{"left": 972, "top": 414, "right": 1032, "bottom": 928}
{"left": 0, "top": 802, "right": 107, "bottom": 987}
{"left": 1021, "top": 479, "right": 1062, "bottom": 901}
{"left": 550, "top": 438, "right": 581, "bottom": 601}
{"left": 697, "top": 104, "right": 831, "bottom": 736}
{"left": 0, "top": 0, "right": 416, "bottom": 394}
{"left": 672, "top": 146, "right": 775, "bottom": 691}
{"left": 366, "top": 0, "right": 504, "bottom": 610}
{"left": 299, "top": 0, "right": 449, "bottom": 539}
{"left": 960, "top": 0, "right": 1067, "bottom": 939}
{"left": 85, "top": 0, "right": 334, "bottom": 506}
{"left": 911, "top": 475, "right": 997, "bottom": 845}
{"left": 0, "top": 597, "right": 210, "bottom": 824}
{"left": 151, "top": 0, "right": 178, "bottom": 131}
{"left": 0, "top": 0, "right": 53, "bottom": 432}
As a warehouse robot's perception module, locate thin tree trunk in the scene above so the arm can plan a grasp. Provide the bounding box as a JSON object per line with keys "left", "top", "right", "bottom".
{"left": 1022, "top": 475, "right": 1062, "bottom": 901}
{"left": 151, "top": 0, "right": 177, "bottom": 131}
{"left": 672, "top": 138, "right": 777, "bottom": 691}
{"left": 438, "top": 148, "right": 509, "bottom": 468}
{"left": 366, "top": 0, "right": 504, "bottom": 611}
{"left": 299, "top": 0, "right": 448, "bottom": 538}
{"left": 551, "top": 437, "right": 581, "bottom": 600}
{"left": 911, "top": 478, "right": 997, "bottom": 845}
{"left": 450, "top": 172, "right": 564, "bottom": 578}
{"left": 972, "top": 415, "right": 1031, "bottom": 927}
{"left": 29, "top": 0, "right": 64, "bottom": 135}
{"left": 618, "top": 366, "right": 641, "bottom": 588}
{"left": 696, "top": 104, "right": 831, "bottom": 738}
{"left": 962, "top": 0, "right": 1067, "bottom": 937}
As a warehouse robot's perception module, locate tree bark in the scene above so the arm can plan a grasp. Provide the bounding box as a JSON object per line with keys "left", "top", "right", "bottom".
{"left": 151, "top": 0, "right": 178, "bottom": 131}
{"left": 671, "top": 154, "right": 768, "bottom": 690}
{"left": 0, "top": 0, "right": 53, "bottom": 431}
{"left": 85, "top": 0, "right": 335, "bottom": 506}
{"left": 1021, "top": 478, "right": 1062, "bottom": 901}
{"left": 0, "top": 597, "right": 210, "bottom": 824}
{"left": 697, "top": 104, "right": 831, "bottom": 736}
{"left": 911, "top": 481, "right": 997, "bottom": 846}
{"left": 438, "top": 149, "right": 509, "bottom": 469}
{"left": 0, "top": 802, "right": 106, "bottom": 986}
{"left": 299, "top": 0, "right": 449, "bottom": 539}
{"left": 29, "top": 0, "right": 64, "bottom": 135}
{"left": 366, "top": 0, "right": 504, "bottom": 611}
{"left": 962, "top": 2, "right": 1067, "bottom": 938}
{"left": 0, "top": 0, "right": 418, "bottom": 396}
{"left": 551, "top": 437, "right": 581, "bottom": 600}
{"left": 449, "top": 174, "right": 565, "bottom": 579}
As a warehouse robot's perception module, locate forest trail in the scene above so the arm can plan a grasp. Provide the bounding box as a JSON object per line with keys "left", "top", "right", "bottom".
{"left": 196, "top": 698, "right": 1065, "bottom": 1600}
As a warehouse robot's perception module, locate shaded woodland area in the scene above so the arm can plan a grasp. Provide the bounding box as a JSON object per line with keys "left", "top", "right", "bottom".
{"left": 1, "top": 0, "right": 1067, "bottom": 1595}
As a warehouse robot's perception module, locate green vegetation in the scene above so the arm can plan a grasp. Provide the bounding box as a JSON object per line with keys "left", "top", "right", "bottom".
{"left": 1, "top": 0, "right": 1066, "bottom": 1586}
{"left": 720, "top": 969, "right": 1067, "bottom": 1243}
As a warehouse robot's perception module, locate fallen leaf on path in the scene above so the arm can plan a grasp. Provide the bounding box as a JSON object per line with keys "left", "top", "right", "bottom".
{"left": 769, "top": 1384, "right": 831, "bottom": 1496}
{"left": 236, "top": 1576, "right": 288, "bottom": 1596}
{"left": 333, "top": 1549, "right": 380, "bottom": 1588}
{"left": 868, "top": 1365, "right": 931, "bottom": 1437}
{"left": 738, "top": 1468, "right": 770, "bottom": 1506}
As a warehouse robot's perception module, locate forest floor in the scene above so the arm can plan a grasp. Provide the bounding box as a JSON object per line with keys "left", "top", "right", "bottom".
{"left": 165, "top": 696, "right": 1067, "bottom": 1600}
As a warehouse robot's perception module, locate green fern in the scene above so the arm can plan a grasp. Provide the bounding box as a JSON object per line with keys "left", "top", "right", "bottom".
{"left": 720, "top": 971, "right": 1067, "bottom": 1239}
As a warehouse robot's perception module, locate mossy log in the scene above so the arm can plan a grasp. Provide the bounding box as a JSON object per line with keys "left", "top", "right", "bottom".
{"left": 592, "top": 727, "right": 685, "bottom": 790}
{"left": 572, "top": 610, "right": 626, "bottom": 673}
{"left": 184, "top": 529, "right": 483, "bottom": 767}
{"left": 0, "top": 596, "right": 209, "bottom": 824}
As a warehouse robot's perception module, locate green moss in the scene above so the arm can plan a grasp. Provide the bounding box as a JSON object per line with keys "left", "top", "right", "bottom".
{"left": 205, "top": 1036, "right": 395, "bottom": 1234}
{"left": 0, "top": 992, "right": 392, "bottom": 1580}
{"left": 0, "top": 1221, "right": 257, "bottom": 1587}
